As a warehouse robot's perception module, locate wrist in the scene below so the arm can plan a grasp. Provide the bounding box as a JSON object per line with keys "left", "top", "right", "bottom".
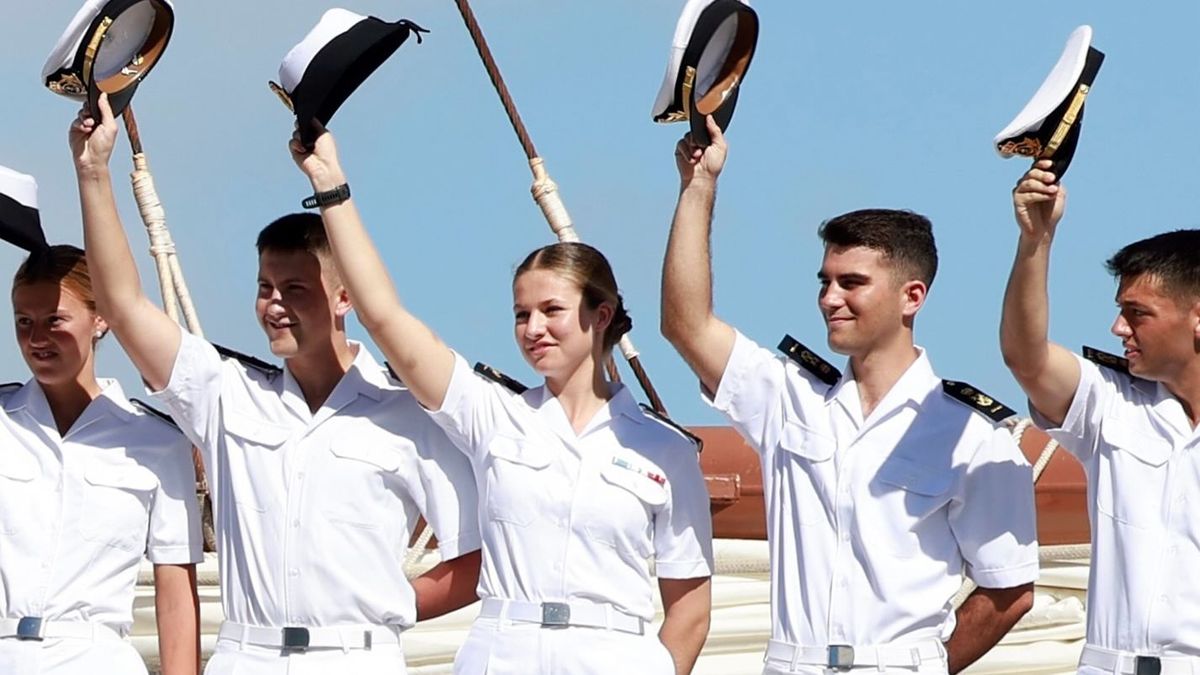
{"left": 680, "top": 175, "right": 718, "bottom": 194}
{"left": 75, "top": 163, "right": 111, "bottom": 183}
{"left": 307, "top": 167, "right": 347, "bottom": 193}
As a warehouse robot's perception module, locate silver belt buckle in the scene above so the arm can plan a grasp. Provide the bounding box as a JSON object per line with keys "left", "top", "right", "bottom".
{"left": 540, "top": 602, "right": 571, "bottom": 628}
{"left": 281, "top": 626, "right": 310, "bottom": 651}
{"left": 828, "top": 644, "right": 855, "bottom": 671}
{"left": 1134, "top": 656, "right": 1162, "bottom": 675}
{"left": 16, "top": 617, "right": 45, "bottom": 641}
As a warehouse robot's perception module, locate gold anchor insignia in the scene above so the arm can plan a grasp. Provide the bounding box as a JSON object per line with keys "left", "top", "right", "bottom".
{"left": 48, "top": 73, "right": 86, "bottom": 96}
{"left": 998, "top": 137, "right": 1043, "bottom": 158}
{"left": 268, "top": 81, "right": 294, "bottom": 113}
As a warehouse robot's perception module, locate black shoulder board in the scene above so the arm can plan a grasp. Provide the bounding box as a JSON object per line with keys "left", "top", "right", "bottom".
{"left": 941, "top": 381, "right": 1016, "bottom": 423}
{"left": 639, "top": 404, "right": 703, "bottom": 452}
{"left": 1082, "top": 345, "right": 1129, "bottom": 375}
{"left": 213, "top": 343, "right": 282, "bottom": 376}
{"left": 130, "top": 398, "right": 180, "bottom": 430}
{"left": 777, "top": 334, "right": 840, "bottom": 386}
{"left": 473, "top": 362, "right": 528, "bottom": 394}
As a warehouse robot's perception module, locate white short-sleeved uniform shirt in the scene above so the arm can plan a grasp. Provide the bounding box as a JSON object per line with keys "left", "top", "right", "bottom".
{"left": 1031, "top": 353, "right": 1200, "bottom": 656}
{"left": 709, "top": 332, "right": 1039, "bottom": 648}
{"left": 151, "top": 333, "right": 482, "bottom": 629}
{"left": 429, "top": 354, "right": 714, "bottom": 621}
{"left": 0, "top": 378, "right": 202, "bottom": 634}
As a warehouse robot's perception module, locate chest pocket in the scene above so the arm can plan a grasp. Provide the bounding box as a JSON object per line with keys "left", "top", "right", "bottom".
{"left": 582, "top": 461, "right": 667, "bottom": 558}
{"left": 0, "top": 453, "right": 39, "bottom": 536}
{"left": 486, "top": 435, "right": 551, "bottom": 527}
{"left": 873, "top": 456, "right": 955, "bottom": 558}
{"left": 324, "top": 438, "right": 403, "bottom": 530}
{"left": 222, "top": 410, "right": 290, "bottom": 513}
{"left": 1097, "top": 423, "right": 1172, "bottom": 530}
{"left": 777, "top": 421, "right": 835, "bottom": 526}
{"left": 81, "top": 464, "right": 158, "bottom": 552}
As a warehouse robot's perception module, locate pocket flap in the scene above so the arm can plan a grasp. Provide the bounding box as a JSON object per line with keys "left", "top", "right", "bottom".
{"left": 330, "top": 438, "right": 402, "bottom": 472}
{"left": 601, "top": 461, "right": 669, "bottom": 506}
{"left": 488, "top": 434, "right": 551, "bottom": 469}
{"left": 876, "top": 457, "right": 953, "bottom": 496}
{"left": 1100, "top": 423, "right": 1172, "bottom": 466}
{"left": 223, "top": 410, "right": 290, "bottom": 447}
{"left": 85, "top": 464, "right": 159, "bottom": 492}
{"left": 0, "top": 454, "right": 37, "bottom": 481}
{"left": 779, "top": 421, "right": 837, "bottom": 462}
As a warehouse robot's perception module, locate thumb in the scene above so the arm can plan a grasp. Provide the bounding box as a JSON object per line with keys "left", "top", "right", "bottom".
{"left": 98, "top": 92, "right": 116, "bottom": 127}
{"left": 705, "top": 115, "right": 725, "bottom": 146}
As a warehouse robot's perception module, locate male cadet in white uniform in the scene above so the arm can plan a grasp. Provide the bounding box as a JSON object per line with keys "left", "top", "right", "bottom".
{"left": 70, "top": 95, "right": 483, "bottom": 673}
{"left": 661, "top": 117, "right": 1040, "bottom": 675}
{"left": 1005, "top": 161, "right": 1200, "bottom": 674}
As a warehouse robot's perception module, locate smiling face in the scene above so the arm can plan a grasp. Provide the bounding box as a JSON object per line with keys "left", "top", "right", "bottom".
{"left": 512, "top": 268, "right": 612, "bottom": 380}
{"left": 12, "top": 280, "right": 105, "bottom": 387}
{"left": 255, "top": 249, "right": 347, "bottom": 359}
{"left": 818, "top": 245, "right": 926, "bottom": 356}
{"left": 1111, "top": 273, "right": 1200, "bottom": 380}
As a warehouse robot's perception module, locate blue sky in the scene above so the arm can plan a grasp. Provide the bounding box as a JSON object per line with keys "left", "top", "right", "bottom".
{"left": 1, "top": 1, "right": 1197, "bottom": 425}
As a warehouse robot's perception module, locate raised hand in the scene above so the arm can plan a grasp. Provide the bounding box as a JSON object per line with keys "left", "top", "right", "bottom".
{"left": 1013, "top": 159, "right": 1067, "bottom": 239}
{"left": 289, "top": 121, "right": 346, "bottom": 192}
{"left": 70, "top": 94, "right": 119, "bottom": 176}
{"left": 675, "top": 115, "right": 728, "bottom": 187}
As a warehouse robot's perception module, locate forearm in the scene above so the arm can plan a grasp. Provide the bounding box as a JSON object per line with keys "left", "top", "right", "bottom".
{"left": 309, "top": 168, "right": 454, "bottom": 409}
{"left": 661, "top": 179, "right": 718, "bottom": 343}
{"left": 944, "top": 585, "right": 1033, "bottom": 674}
{"left": 658, "top": 602, "right": 710, "bottom": 675}
{"left": 75, "top": 166, "right": 150, "bottom": 326}
{"left": 1000, "top": 233, "right": 1055, "bottom": 376}
{"left": 154, "top": 564, "right": 199, "bottom": 675}
{"left": 658, "top": 577, "right": 711, "bottom": 675}
{"left": 411, "top": 550, "right": 481, "bottom": 621}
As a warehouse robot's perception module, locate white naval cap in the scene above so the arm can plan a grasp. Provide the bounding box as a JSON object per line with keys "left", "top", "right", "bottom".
{"left": 269, "top": 8, "right": 428, "bottom": 147}
{"left": 0, "top": 166, "right": 48, "bottom": 253}
{"left": 651, "top": 0, "right": 759, "bottom": 147}
{"left": 42, "top": 0, "right": 175, "bottom": 118}
{"left": 993, "top": 25, "right": 1105, "bottom": 179}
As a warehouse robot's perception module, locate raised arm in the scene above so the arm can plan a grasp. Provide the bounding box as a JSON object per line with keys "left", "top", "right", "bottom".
{"left": 660, "top": 115, "right": 737, "bottom": 396}
{"left": 999, "top": 159, "right": 1080, "bottom": 426}
{"left": 70, "top": 94, "right": 181, "bottom": 390}
{"left": 289, "top": 126, "right": 454, "bottom": 411}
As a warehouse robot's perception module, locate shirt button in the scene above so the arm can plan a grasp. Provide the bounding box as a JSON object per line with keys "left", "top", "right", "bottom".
{"left": 289, "top": 569, "right": 300, "bottom": 577}
{"left": 292, "top": 520, "right": 300, "bottom": 528}
{"left": 839, "top": 578, "right": 849, "bottom": 588}
{"left": 1159, "top": 595, "right": 1169, "bottom": 604}
{"left": 297, "top": 472, "right": 305, "bottom": 480}
{"left": 840, "top": 530, "right": 850, "bottom": 542}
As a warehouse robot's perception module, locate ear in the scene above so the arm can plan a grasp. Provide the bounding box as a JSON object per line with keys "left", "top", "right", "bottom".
{"left": 333, "top": 285, "right": 353, "bottom": 319}
{"left": 593, "top": 301, "right": 614, "bottom": 335}
{"left": 900, "top": 280, "right": 928, "bottom": 319}
{"left": 93, "top": 315, "right": 109, "bottom": 341}
{"left": 1191, "top": 299, "right": 1200, "bottom": 342}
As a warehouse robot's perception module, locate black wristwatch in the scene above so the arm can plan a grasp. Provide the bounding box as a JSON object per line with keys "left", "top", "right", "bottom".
{"left": 302, "top": 183, "right": 351, "bottom": 209}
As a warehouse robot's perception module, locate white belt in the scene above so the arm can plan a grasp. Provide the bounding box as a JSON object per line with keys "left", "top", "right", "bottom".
{"left": 217, "top": 621, "right": 401, "bottom": 651}
{"left": 1080, "top": 645, "right": 1200, "bottom": 675}
{"left": 478, "top": 598, "right": 646, "bottom": 635}
{"left": 765, "top": 639, "right": 946, "bottom": 671}
{"left": 0, "top": 617, "right": 123, "bottom": 642}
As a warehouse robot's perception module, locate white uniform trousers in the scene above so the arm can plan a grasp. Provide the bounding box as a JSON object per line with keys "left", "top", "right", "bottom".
{"left": 0, "top": 637, "right": 147, "bottom": 675}
{"left": 204, "top": 635, "right": 406, "bottom": 675}
{"left": 453, "top": 616, "right": 675, "bottom": 675}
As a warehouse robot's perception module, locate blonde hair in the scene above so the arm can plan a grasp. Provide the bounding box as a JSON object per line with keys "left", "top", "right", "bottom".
{"left": 12, "top": 245, "right": 97, "bottom": 311}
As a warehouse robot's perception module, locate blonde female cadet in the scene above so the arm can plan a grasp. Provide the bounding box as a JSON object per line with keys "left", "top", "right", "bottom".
{"left": 287, "top": 126, "right": 714, "bottom": 675}
{"left": 0, "top": 172, "right": 202, "bottom": 675}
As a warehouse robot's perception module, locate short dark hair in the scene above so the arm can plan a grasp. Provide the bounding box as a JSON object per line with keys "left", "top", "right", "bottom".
{"left": 255, "top": 213, "right": 330, "bottom": 257}
{"left": 1106, "top": 229, "right": 1200, "bottom": 299}
{"left": 818, "top": 209, "right": 938, "bottom": 287}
